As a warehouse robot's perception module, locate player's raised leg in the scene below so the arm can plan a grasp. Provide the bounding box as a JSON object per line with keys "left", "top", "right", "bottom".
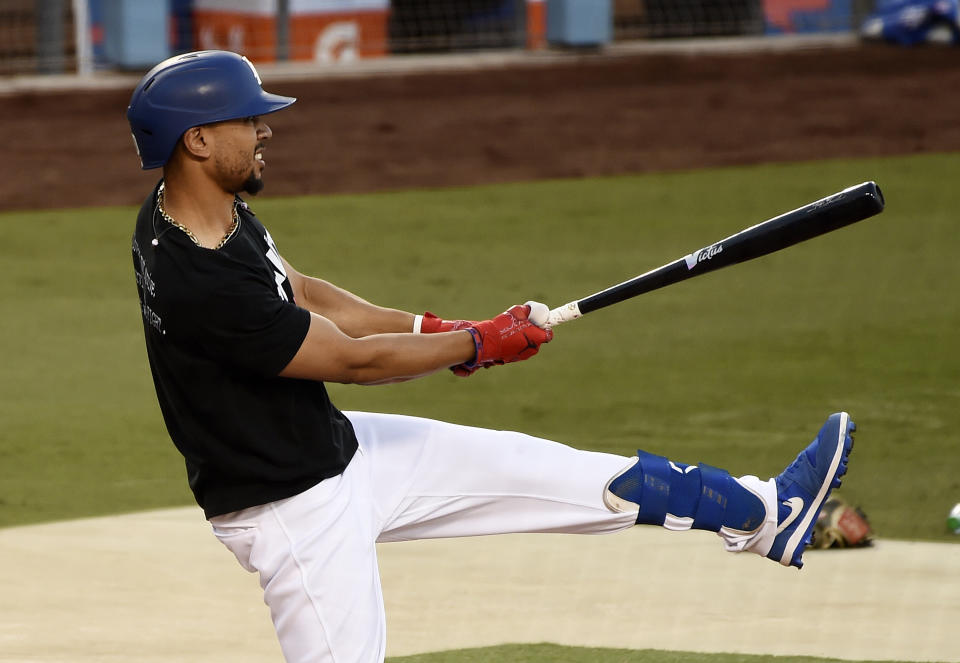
{"left": 605, "top": 411, "right": 856, "bottom": 568}
{"left": 344, "top": 412, "right": 639, "bottom": 542}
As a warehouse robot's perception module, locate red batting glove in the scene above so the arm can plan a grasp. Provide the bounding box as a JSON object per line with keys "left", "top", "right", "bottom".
{"left": 418, "top": 311, "right": 477, "bottom": 333}
{"left": 453, "top": 304, "right": 553, "bottom": 377}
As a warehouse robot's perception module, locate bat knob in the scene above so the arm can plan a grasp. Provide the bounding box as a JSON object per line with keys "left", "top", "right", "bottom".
{"left": 525, "top": 301, "right": 551, "bottom": 328}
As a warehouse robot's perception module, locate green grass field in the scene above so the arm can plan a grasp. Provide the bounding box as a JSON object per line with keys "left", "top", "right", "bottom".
{"left": 1, "top": 152, "right": 958, "bottom": 542}
{"left": 387, "top": 644, "right": 917, "bottom": 663}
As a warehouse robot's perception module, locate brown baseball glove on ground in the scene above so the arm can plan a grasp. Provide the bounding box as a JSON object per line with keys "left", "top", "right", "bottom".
{"left": 810, "top": 495, "right": 874, "bottom": 549}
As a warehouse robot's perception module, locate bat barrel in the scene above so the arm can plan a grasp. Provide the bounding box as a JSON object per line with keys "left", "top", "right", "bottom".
{"left": 575, "top": 181, "right": 884, "bottom": 317}
{"left": 737, "top": 181, "right": 883, "bottom": 253}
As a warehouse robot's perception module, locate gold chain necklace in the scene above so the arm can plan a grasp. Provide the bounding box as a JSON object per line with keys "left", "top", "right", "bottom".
{"left": 157, "top": 183, "right": 239, "bottom": 250}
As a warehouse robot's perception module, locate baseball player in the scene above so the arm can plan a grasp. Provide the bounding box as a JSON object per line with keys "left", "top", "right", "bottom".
{"left": 128, "top": 51, "right": 856, "bottom": 663}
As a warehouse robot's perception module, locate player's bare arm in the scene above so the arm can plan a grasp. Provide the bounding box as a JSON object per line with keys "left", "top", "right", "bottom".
{"left": 279, "top": 312, "right": 475, "bottom": 384}
{"left": 279, "top": 302, "right": 554, "bottom": 384}
{"left": 281, "top": 256, "right": 416, "bottom": 336}
{"left": 279, "top": 258, "right": 556, "bottom": 379}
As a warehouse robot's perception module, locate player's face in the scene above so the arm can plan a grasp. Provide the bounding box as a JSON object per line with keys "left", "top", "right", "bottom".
{"left": 208, "top": 116, "right": 272, "bottom": 195}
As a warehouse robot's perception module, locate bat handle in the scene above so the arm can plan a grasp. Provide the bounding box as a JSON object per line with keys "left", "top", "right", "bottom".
{"left": 549, "top": 301, "right": 582, "bottom": 326}
{"left": 531, "top": 301, "right": 581, "bottom": 327}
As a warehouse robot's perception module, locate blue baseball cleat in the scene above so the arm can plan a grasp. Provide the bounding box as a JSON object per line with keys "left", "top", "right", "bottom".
{"left": 767, "top": 412, "right": 856, "bottom": 568}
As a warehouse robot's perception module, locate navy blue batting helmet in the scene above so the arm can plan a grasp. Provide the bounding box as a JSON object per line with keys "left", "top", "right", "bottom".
{"left": 127, "top": 50, "right": 296, "bottom": 169}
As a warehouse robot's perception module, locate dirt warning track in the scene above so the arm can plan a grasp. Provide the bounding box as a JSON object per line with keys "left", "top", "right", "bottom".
{"left": 3, "top": 45, "right": 960, "bottom": 212}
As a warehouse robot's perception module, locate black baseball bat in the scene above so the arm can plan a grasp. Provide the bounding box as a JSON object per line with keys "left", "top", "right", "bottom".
{"left": 540, "top": 181, "right": 884, "bottom": 326}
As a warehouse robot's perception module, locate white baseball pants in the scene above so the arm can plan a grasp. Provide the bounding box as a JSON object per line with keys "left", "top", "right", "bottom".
{"left": 209, "top": 412, "right": 638, "bottom": 663}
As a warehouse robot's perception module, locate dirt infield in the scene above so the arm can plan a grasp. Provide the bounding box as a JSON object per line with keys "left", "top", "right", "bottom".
{"left": 1, "top": 508, "right": 957, "bottom": 663}
{"left": 3, "top": 44, "right": 960, "bottom": 212}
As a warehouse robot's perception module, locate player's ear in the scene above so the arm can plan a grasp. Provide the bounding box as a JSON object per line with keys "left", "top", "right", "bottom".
{"left": 180, "top": 126, "right": 211, "bottom": 160}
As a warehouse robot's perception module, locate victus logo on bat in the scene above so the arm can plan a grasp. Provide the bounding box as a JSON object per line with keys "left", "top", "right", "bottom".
{"left": 684, "top": 242, "right": 723, "bottom": 270}
{"left": 808, "top": 192, "right": 843, "bottom": 211}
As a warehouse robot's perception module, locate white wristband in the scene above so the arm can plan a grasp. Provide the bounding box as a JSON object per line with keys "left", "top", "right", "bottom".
{"left": 412, "top": 314, "right": 424, "bottom": 334}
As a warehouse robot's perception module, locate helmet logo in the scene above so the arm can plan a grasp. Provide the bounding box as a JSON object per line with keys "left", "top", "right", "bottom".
{"left": 241, "top": 55, "right": 262, "bottom": 85}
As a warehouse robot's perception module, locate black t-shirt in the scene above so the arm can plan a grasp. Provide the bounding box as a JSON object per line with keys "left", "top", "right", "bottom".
{"left": 132, "top": 182, "right": 358, "bottom": 518}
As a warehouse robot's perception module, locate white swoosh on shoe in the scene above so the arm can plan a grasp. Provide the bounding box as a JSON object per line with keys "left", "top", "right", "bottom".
{"left": 776, "top": 496, "right": 805, "bottom": 534}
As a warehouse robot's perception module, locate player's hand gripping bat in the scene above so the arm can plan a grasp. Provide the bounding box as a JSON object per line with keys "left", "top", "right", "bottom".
{"left": 527, "top": 182, "right": 885, "bottom": 328}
